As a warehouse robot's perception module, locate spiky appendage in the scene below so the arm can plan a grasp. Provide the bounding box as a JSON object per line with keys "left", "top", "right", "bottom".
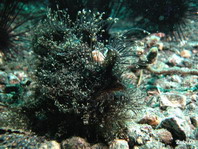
{"left": 125, "top": 0, "right": 197, "bottom": 40}
{"left": 48, "top": 0, "right": 86, "bottom": 22}
{"left": 48, "top": 0, "right": 123, "bottom": 42}
{"left": 24, "top": 9, "right": 142, "bottom": 143}
{"left": 48, "top": 0, "right": 122, "bottom": 20}
{"left": 0, "top": 0, "right": 31, "bottom": 59}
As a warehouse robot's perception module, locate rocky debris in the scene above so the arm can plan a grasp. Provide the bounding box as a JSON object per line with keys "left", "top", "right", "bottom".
{"left": 163, "top": 107, "right": 186, "bottom": 120}
{"left": 0, "top": 84, "right": 5, "bottom": 93}
{"left": 0, "top": 128, "right": 60, "bottom": 149}
{"left": 190, "top": 116, "right": 198, "bottom": 128}
{"left": 191, "top": 94, "right": 197, "bottom": 102}
{"left": 0, "top": 70, "right": 29, "bottom": 87}
{"left": 193, "top": 128, "right": 198, "bottom": 139}
{"left": 147, "top": 77, "right": 178, "bottom": 92}
{"left": 0, "top": 73, "right": 20, "bottom": 95}
{"left": 146, "top": 73, "right": 197, "bottom": 93}
{"left": 146, "top": 96, "right": 160, "bottom": 108}
{"left": 175, "top": 139, "right": 198, "bottom": 149}
{"left": 39, "top": 141, "right": 61, "bottom": 149}
{"left": 159, "top": 93, "right": 186, "bottom": 110}
{"left": 91, "top": 143, "right": 108, "bottom": 149}
{"left": 164, "top": 51, "right": 193, "bottom": 67}
{"left": 138, "top": 115, "right": 160, "bottom": 127}
{"left": 171, "top": 75, "right": 182, "bottom": 83}
{"left": 186, "top": 102, "right": 197, "bottom": 111}
{"left": 1, "top": 106, "right": 112, "bottom": 149}
{"left": 180, "top": 50, "right": 192, "bottom": 58}
{"left": 151, "top": 61, "right": 169, "bottom": 70}
{"left": 0, "top": 107, "right": 29, "bottom": 131}
{"left": 159, "top": 79, "right": 179, "bottom": 90}
{"left": 133, "top": 140, "right": 170, "bottom": 149}
{"left": 145, "top": 35, "right": 161, "bottom": 48}
{"left": 61, "top": 137, "right": 108, "bottom": 149}
{"left": 134, "top": 107, "right": 165, "bottom": 121}
{"left": 121, "top": 72, "right": 137, "bottom": 79}
{"left": 0, "top": 71, "right": 8, "bottom": 85}
{"left": 157, "top": 116, "right": 191, "bottom": 141}
{"left": 0, "top": 93, "right": 17, "bottom": 105}
{"left": 109, "top": 139, "right": 129, "bottom": 149}
{"left": 168, "top": 54, "right": 183, "bottom": 66}
{"left": 61, "top": 137, "right": 91, "bottom": 149}
{"left": 183, "top": 75, "right": 198, "bottom": 88}
{"left": 156, "top": 41, "right": 164, "bottom": 51}
{"left": 13, "top": 71, "right": 28, "bottom": 82}
{"left": 125, "top": 104, "right": 198, "bottom": 147}
{"left": 153, "top": 129, "right": 173, "bottom": 145}
{"left": 127, "top": 124, "right": 153, "bottom": 147}
{"left": 0, "top": 70, "right": 31, "bottom": 107}
{"left": 8, "top": 73, "right": 20, "bottom": 85}
{"left": 0, "top": 51, "right": 4, "bottom": 65}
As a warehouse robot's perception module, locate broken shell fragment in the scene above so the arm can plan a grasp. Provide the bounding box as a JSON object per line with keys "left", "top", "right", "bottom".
{"left": 92, "top": 50, "right": 105, "bottom": 63}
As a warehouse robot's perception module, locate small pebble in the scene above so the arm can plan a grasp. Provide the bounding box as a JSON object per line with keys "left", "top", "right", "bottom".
{"left": 92, "top": 50, "right": 105, "bottom": 63}
{"left": 154, "top": 129, "right": 173, "bottom": 145}
{"left": 156, "top": 42, "right": 164, "bottom": 50}
{"left": 109, "top": 139, "right": 129, "bottom": 149}
{"left": 146, "top": 35, "right": 161, "bottom": 47}
{"left": 171, "top": 75, "right": 182, "bottom": 83}
{"left": 190, "top": 116, "right": 198, "bottom": 128}
{"left": 157, "top": 116, "right": 191, "bottom": 140}
{"left": 168, "top": 54, "right": 183, "bottom": 66}
{"left": 138, "top": 115, "right": 160, "bottom": 127}
{"left": 8, "top": 74, "right": 20, "bottom": 85}
{"left": 39, "top": 140, "right": 60, "bottom": 149}
{"left": 61, "top": 137, "right": 90, "bottom": 149}
{"left": 0, "top": 51, "right": 4, "bottom": 65}
{"left": 180, "top": 50, "right": 191, "bottom": 58}
{"left": 91, "top": 143, "right": 108, "bottom": 149}
{"left": 159, "top": 93, "right": 186, "bottom": 109}
{"left": 13, "top": 71, "right": 28, "bottom": 81}
{"left": 0, "top": 71, "right": 8, "bottom": 84}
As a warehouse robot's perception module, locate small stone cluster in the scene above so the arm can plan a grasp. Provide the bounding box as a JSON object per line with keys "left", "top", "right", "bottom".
{"left": 0, "top": 69, "right": 30, "bottom": 107}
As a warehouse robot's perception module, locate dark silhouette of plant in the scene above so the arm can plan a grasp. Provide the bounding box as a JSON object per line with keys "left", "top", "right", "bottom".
{"left": 24, "top": 9, "right": 142, "bottom": 143}
{"left": 48, "top": 0, "right": 123, "bottom": 42}
{"left": 125, "top": 0, "right": 197, "bottom": 40}
{"left": 0, "top": 0, "right": 31, "bottom": 58}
